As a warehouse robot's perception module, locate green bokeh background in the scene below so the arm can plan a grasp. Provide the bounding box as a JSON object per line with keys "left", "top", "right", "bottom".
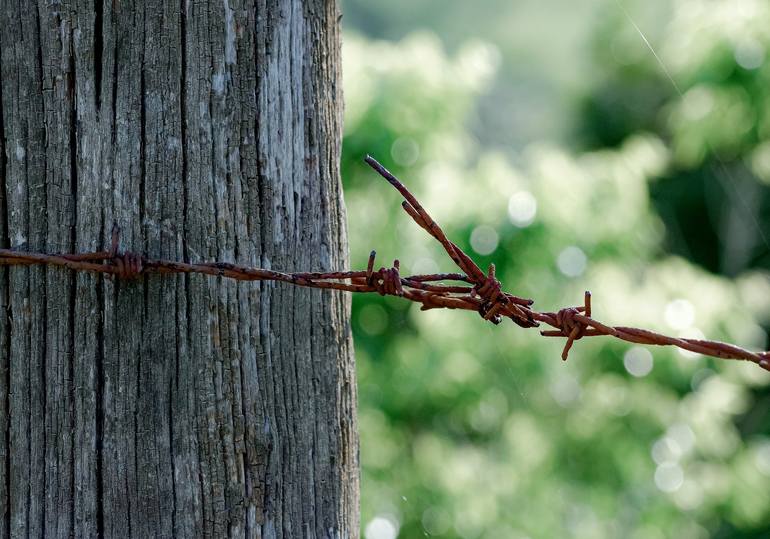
{"left": 339, "top": 1, "right": 770, "bottom": 537}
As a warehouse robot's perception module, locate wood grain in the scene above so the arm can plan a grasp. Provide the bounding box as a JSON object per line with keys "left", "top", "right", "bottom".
{"left": 0, "top": 0, "right": 358, "bottom": 536}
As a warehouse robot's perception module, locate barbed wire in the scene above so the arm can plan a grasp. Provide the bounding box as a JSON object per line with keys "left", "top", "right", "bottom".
{"left": 1, "top": 155, "right": 768, "bottom": 373}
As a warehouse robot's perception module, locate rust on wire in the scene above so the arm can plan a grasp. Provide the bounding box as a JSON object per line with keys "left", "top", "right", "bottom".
{"left": 1, "top": 155, "right": 769, "bottom": 373}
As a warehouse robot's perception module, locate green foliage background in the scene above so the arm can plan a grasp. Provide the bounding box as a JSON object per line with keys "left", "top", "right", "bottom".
{"left": 340, "top": 1, "right": 770, "bottom": 537}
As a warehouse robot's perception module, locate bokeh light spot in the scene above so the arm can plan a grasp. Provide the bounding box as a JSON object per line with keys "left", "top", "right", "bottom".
{"left": 557, "top": 246, "right": 587, "bottom": 277}
{"left": 667, "top": 423, "right": 695, "bottom": 455}
{"left": 755, "top": 442, "right": 770, "bottom": 476}
{"left": 682, "top": 86, "right": 714, "bottom": 121}
{"left": 470, "top": 225, "right": 499, "bottom": 255}
{"left": 507, "top": 191, "right": 537, "bottom": 227}
{"left": 365, "top": 516, "right": 399, "bottom": 539}
{"left": 411, "top": 256, "right": 440, "bottom": 276}
{"left": 664, "top": 299, "right": 695, "bottom": 330}
{"left": 652, "top": 437, "right": 682, "bottom": 465}
{"left": 623, "top": 347, "right": 653, "bottom": 377}
{"left": 391, "top": 137, "right": 420, "bottom": 166}
{"left": 550, "top": 375, "right": 581, "bottom": 408}
{"left": 735, "top": 40, "right": 765, "bottom": 70}
{"left": 654, "top": 463, "right": 684, "bottom": 493}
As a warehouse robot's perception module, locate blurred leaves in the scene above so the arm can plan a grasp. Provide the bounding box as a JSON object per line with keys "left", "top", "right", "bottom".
{"left": 578, "top": 0, "right": 770, "bottom": 276}
{"left": 341, "top": 1, "right": 770, "bottom": 537}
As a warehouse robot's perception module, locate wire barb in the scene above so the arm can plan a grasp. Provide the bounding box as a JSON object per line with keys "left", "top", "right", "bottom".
{"left": 1, "top": 156, "right": 769, "bottom": 374}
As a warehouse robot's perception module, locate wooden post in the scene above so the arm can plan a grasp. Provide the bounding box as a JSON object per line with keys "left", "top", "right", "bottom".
{"left": 0, "top": 0, "right": 358, "bottom": 536}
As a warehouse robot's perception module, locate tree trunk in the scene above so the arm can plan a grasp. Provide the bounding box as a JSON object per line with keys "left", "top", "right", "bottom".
{"left": 0, "top": 1, "right": 358, "bottom": 537}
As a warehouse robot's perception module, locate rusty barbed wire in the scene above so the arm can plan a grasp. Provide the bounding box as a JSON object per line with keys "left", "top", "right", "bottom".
{"left": 1, "top": 155, "right": 769, "bottom": 373}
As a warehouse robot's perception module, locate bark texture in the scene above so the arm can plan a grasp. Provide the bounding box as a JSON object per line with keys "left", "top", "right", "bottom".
{"left": 0, "top": 0, "right": 358, "bottom": 537}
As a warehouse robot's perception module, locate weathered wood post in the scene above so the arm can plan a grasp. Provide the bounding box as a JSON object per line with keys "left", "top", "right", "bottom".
{"left": 0, "top": 1, "right": 358, "bottom": 536}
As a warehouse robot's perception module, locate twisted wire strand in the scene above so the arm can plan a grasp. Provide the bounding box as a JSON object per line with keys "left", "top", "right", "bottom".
{"left": 1, "top": 155, "right": 768, "bottom": 373}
